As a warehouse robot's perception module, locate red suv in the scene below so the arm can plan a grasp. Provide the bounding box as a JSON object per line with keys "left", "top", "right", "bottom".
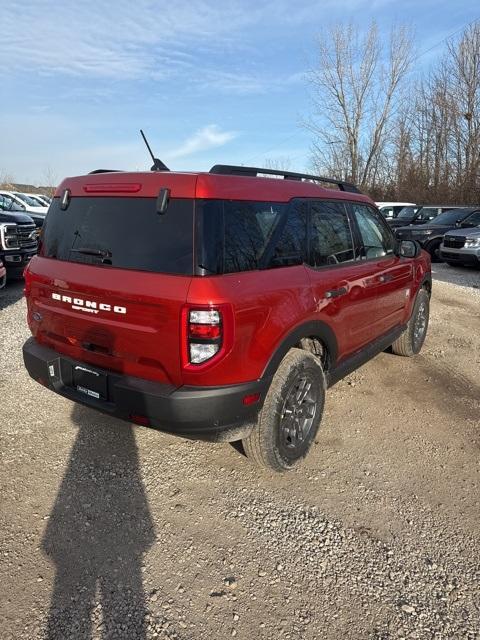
{"left": 22, "top": 164, "right": 431, "bottom": 471}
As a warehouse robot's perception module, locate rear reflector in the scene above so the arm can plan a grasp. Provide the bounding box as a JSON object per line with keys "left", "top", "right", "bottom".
{"left": 84, "top": 183, "right": 142, "bottom": 193}
{"left": 129, "top": 414, "right": 150, "bottom": 427}
{"left": 242, "top": 393, "right": 260, "bottom": 406}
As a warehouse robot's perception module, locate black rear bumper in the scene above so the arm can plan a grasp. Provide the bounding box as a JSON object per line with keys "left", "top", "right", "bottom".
{"left": 22, "top": 338, "right": 269, "bottom": 441}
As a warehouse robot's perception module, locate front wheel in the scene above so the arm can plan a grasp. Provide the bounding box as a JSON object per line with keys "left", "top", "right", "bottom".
{"left": 391, "top": 288, "right": 430, "bottom": 357}
{"left": 242, "top": 349, "right": 326, "bottom": 472}
{"left": 426, "top": 239, "right": 442, "bottom": 262}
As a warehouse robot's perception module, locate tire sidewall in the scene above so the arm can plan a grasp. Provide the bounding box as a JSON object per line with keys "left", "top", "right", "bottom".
{"left": 409, "top": 288, "right": 430, "bottom": 354}
{"left": 266, "top": 354, "right": 325, "bottom": 470}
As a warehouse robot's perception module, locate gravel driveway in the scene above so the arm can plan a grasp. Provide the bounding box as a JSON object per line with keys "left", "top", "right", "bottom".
{"left": 1, "top": 272, "right": 479, "bottom": 640}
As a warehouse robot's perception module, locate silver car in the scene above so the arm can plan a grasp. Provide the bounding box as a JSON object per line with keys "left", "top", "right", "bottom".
{"left": 440, "top": 210, "right": 480, "bottom": 266}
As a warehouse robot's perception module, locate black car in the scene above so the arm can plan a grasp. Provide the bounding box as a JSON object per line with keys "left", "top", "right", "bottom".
{"left": 0, "top": 198, "right": 38, "bottom": 278}
{"left": 0, "top": 193, "right": 46, "bottom": 229}
{"left": 394, "top": 207, "right": 480, "bottom": 261}
{"left": 387, "top": 204, "right": 467, "bottom": 229}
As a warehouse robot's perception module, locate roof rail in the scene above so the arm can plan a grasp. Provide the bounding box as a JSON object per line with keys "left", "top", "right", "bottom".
{"left": 88, "top": 169, "right": 124, "bottom": 174}
{"left": 209, "top": 164, "right": 361, "bottom": 193}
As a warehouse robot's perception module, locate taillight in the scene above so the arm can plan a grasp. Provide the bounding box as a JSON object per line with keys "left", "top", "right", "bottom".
{"left": 188, "top": 309, "right": 222, "bottom": 364}
{"left": 23, "top": 264, "right": 32, "bottom": 296}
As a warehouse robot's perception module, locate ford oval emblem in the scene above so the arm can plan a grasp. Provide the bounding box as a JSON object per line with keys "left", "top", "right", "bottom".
{"left": 33, "top": 312, "right": 43, "bottom": 322}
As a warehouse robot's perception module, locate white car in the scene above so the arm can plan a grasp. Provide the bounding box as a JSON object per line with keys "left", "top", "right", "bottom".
{"left": 0, "top": 191, "right": 48, "bottom": 215}
{"left": 24, "top": 193, "right": 51, "bottom": 207}
{"left": 376, "top": 201, "right": 417, "bottom": 219}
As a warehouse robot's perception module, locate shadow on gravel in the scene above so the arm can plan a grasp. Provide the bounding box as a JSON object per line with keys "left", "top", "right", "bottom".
{"left": 0, "top": 280, "right": 24, "bottom": 311}
{"left": 42, "top": 404, "right": 155, "bottom": 639}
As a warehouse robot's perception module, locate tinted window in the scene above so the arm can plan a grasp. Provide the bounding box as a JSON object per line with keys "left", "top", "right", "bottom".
{"left": 433, "top": 209, "right": 474, "bottom": 225}
{"left": 223, "top": 201, "right": 286, "bottom": 273}
{"left": 41, "top": 197, "right": 194, "bottom": 275}
{"left": 416, "top": 207, "right": 439, "bottom": 222}
{"left": 398, "top": 206, "right": 417, "bottom": 219}
{"left": 198, "top": 200, "right": 288, "bottom": 274}
{"left": 463, "top": 211, "right": 480, "bottom": 227}
{"left": 268, "top": 200, "right": 307, "bottom": 267}
{"left": 309, "top": 201, "right": 355, "bottom": 267}
{"left": 352, "top": 204, "right": 395, "bottom": 259}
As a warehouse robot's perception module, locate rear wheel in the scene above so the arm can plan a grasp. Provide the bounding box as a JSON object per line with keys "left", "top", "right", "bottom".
{"left": 243, "top": 349, "right": 325, "bottom": 472}
{"left": 391, "top": 288, "right": 430, "bottom": 357}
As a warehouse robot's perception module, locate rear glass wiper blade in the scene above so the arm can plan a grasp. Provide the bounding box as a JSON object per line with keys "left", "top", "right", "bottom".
{"left": 71, "top": 247, "right": 112, "bottom": 258}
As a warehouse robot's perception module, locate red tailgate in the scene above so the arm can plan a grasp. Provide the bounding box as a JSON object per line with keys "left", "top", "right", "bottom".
{"left": 26, "top": 256, "right": 191, "bottom": 386}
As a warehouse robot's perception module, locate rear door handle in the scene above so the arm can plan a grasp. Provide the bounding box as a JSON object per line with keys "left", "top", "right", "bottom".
{"left": 378, "top": 274, "right": 394, "bottom": 283}
{"left": 325, "top": 287, "right": 347, "bottom": 299}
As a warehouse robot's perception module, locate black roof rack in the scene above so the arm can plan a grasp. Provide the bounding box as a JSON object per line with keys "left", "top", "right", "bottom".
{"left": 88, "top": 169, "right": 124, "bottom": 174}
{"left": 209, "top": 164, "right": 361, "bottom": 193}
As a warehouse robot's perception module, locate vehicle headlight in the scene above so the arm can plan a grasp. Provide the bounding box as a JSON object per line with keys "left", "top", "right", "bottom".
{"left": 464, "top": 237, "right": 480, "bottom": 248}
{"left": 0, "top": 224, "right": 20, "bottom": 250}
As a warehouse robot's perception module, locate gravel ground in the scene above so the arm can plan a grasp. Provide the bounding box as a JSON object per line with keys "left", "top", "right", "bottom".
{"left": 1, "top": 271, "right": 479, "bottom": 640}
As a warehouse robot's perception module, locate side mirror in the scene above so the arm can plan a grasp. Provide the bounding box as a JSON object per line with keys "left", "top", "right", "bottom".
{"left": 395, "top": 240, "right": 420, "bottom": 259}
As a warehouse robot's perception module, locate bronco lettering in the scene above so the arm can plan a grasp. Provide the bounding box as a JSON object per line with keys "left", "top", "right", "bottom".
{"left": 51, "top": 292, "right": 126, "bottom": 314}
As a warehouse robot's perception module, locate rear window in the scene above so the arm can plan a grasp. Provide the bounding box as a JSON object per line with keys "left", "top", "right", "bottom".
{"left": 41, "top": 197, "right": 194, "bottom": 275}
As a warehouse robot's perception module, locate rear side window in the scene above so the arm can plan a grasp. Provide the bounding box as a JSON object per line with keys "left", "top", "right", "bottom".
{"left": 198, "top": 200, "right": 290, "bottom": 274}
{"left": 41, "top": 197, "right": 194, "bottom": 275}
{"left": 309, "top": 201, "right": 355, "bottom": 267}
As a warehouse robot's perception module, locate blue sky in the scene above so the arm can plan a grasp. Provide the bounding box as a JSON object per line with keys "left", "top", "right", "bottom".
{"left": 0, "top": 0, "right": 478, "bottom": 184}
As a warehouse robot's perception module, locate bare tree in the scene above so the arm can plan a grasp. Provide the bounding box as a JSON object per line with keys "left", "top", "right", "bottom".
{"left": 305, "top": 22, "right": 413, "bottom": 189}
{"left": 41, "top": 167, "right": 58, "bottom": 197}
{"left": 263, "top": 157, "right": 293, "bottom": 171}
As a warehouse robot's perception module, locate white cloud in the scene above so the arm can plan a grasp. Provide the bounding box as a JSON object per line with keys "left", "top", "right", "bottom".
{"left": 166, "top": 125, "right": 237, "bottom": 159}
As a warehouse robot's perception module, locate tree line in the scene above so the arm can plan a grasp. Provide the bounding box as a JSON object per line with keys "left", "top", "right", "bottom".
{"left": 305, "top": 21, "right": 480, "bottom": 205}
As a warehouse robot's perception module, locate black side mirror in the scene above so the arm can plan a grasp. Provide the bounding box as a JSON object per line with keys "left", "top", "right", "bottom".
{"left": 395, "top": 240, "right": 420, "bottom": 259}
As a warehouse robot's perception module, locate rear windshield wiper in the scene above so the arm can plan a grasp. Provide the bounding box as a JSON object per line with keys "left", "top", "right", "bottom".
{"left": 71, "top": 247, "right": 112, "bottom": 258}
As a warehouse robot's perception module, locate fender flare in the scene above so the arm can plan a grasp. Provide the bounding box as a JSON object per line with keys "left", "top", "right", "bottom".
{"left": 261, "top": 320, "right": 338, "bottom": 379}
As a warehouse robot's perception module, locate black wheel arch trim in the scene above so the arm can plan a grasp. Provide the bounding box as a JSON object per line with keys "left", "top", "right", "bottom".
{"left": 262, "top": 320, "right": 338, "bottom": 379}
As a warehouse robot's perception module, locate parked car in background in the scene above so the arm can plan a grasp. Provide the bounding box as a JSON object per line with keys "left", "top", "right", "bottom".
{"left": 0, "top": 191, "right": 48, "bottom": 215}
{"left": 0, "top": 204, "right": 37, "bottom": 279}
{"left": 376, "top": 202, "right": 417, "bottom": 219}
{"left": 24, "top": 193, "right": 51, "bottom": 208}
{"left": 0, "top": 259, "right": 6, "bottom": 289}
{"left": 387, "top": 204, "right": 467, "bottom": 229}
{"left": 394, "top": 207, "right": 480, "bottom": 261}
{"left": 0, "top": 192, "right": 47, "bottom": 229}
{"left": 440, "top": 210, "right": 480, "bottom": 267}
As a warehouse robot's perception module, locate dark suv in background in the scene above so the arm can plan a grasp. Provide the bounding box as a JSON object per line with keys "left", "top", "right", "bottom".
{"left": 23, "top": 164, "right": 431, "bottom": 472}
{"left": 394, "top": 207, "right": 480, "bottom": 261}
{"left": 0, "top": 195, "right": 38, "bottom": 279}
{"left": 388, "top": 205, "right": 466, "bottom": 229}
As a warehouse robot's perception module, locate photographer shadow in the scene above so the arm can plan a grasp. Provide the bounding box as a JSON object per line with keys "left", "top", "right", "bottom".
{"left": 42, "top": 404, "right": 155, "bottom": 639}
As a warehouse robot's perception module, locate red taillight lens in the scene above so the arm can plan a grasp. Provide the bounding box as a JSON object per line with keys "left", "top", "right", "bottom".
{"left": 23, "top": 265, "right": 32, "bottom": 296}
{"left": 189, "top": 323, "right": 221, "bottom": 339}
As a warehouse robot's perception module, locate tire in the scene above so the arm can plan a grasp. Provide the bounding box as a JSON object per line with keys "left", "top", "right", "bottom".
{"left": 445, "top": 261, "right": 458, "bottom": 267}
{"left": 426, "top": 239, "right": 442, "bottom": 262}
{"left": 391, "top": 288, "right": 430, "bottom": 357}
{"left": 242, "top": 349, "right": 326, "bottom": 472}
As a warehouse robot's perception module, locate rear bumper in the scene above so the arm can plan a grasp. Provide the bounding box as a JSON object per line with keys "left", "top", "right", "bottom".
{"left": 22, "top": 337, "right": 269, "bottom": 441}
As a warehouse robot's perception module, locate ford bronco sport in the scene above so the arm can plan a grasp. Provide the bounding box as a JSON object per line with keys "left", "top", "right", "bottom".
{"left": 22, "top": 164, "right": 431, "bottom": 471}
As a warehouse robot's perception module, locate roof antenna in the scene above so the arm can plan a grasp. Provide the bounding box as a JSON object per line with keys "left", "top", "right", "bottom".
{"left": 140, "top": 129, "right": 169, "bottom": 172}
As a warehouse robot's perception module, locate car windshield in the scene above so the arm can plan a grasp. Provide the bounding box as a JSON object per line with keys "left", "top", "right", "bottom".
{"left": 432, "top": 210, "right": 472, "bottom": 225}
{"left": 397, "top": 206, "right": 416, "bottom": 219}
{"left": 14, "top": 193, "right": 43, "bottom": 207}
